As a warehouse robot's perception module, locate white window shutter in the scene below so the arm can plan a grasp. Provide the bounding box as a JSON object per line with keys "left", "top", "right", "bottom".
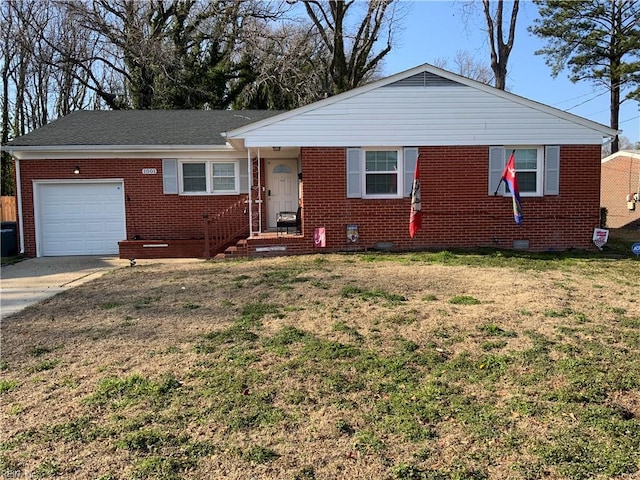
{"left": 162, "top": 158, "right": 178, "bottom": 194}
{"left": 239, "top": 159, "right": 249, "bottom": 193}
{"left": 488, "top": 146, "right": 505, "bottom": 195}
{"left": 544, "top": 146, "right": 560, "bottom": 195}
{"left": 346, "top": 148, "right": 361, "bottom": 198}
{"left": 404, "top": 147, "right": 419, "bottom": 197}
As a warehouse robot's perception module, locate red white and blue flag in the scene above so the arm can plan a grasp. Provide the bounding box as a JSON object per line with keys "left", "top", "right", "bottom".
{"left": 409, "top": 155, "right": 422, "bottom": 238}
{"left": 501, "top": 150, "right": 523, "bottom": 225}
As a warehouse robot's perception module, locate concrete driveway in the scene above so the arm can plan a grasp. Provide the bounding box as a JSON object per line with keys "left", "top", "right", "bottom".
{"left": 0, "top": 256, "right": 130, "bottom": 319}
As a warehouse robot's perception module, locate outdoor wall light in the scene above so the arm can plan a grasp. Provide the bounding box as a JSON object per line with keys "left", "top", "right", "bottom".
{"left": 73, "top": 166, "right": 80, "bottom": 174}
{"left": 272, "top": 146, "right": 281, "bottom": 151}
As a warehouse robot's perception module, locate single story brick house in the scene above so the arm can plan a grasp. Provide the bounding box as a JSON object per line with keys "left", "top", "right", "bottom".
{"left": 600, "top": 150, "right": 640, "bottom": 229}
{"left": 3, "top": 63, "right": 619, "bottom": 259}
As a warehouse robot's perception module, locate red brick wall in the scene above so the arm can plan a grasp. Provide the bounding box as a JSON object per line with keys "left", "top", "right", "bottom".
{"left": 601, "top": 156, "right": 640, "bottom": 229}
{"left": 299, "top": 145, "right": 602, "bottom": 252}
{"left": 18, "top": 158, "right": 247, "bottom": 257}
{"left": 18, "top": 144, "right": 603, "bottom": 257}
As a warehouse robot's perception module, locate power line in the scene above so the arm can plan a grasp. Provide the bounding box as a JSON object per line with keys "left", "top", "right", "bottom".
{"left": 620, "top": 114, "right": 639, "bottom": 125}
{"left": 564, "top": 90, "right": 609, "bottom": 112}
{"left": 552, "top": 89, "right": 608, "bottom": 108}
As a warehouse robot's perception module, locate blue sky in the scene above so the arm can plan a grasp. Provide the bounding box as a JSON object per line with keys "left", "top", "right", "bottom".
{"left": 379, "top": 0, "right": 640, "bottom": 146}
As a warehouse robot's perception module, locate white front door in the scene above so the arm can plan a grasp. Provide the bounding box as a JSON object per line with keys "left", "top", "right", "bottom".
{"left": 266, "top": 159, "right": 299, "bottom": 230}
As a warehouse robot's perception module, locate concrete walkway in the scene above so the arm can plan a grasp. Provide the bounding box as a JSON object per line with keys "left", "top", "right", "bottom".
{"left": 0, "top": 256, "right": 131, "bottom": 319}
{"left": 1, "top": 256, "right": 207, "bottom": 319}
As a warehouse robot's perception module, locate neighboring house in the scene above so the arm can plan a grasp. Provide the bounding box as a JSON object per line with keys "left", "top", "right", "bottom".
{"left": 601, "top": 150, "right": 640, "bottom": 229}
{"left": 3, "top": 63, "right": 619, "bottom": 259}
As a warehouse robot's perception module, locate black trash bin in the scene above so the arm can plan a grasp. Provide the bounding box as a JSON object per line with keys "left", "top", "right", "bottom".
{"left": 1, "top": 221, "right": 18, "bottom": 257}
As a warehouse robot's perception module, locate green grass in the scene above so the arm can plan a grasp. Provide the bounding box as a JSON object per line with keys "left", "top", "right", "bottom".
{"left": 84, "top": 373, "right": 183, "bottom": 409}
{"left": 341, "top": 285, "right": 407, "bottom": 305}
{"left": 449, "top": 295, "right": 481, "bottom": 305}
{"left": 243, "top": 445, "right": 279, "bottom": 464}
{"left": 28, "top": 360, "right": 58, "bottom": 373}
{"left": 0, "top": 379, "right": 19, "bottom": 394}
{"left": 2, "top": 251, "right": 639, "bottom": 479}
{"left": 477, "top": 323, "right": 516, "bottom": 337}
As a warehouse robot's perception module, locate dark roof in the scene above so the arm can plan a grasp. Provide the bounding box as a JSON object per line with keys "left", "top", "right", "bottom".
{"left": 5, "top": 110, "right": 283, "bottom": 147}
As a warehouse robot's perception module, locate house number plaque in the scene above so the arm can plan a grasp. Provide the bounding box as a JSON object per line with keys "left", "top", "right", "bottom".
{"left": 142, "top": 168, "right": 157, "bottom": 175}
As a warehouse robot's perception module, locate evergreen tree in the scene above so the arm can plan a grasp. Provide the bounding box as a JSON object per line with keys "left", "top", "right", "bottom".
{"left": 530, "top": 0, "right": 640, "bottom": 153}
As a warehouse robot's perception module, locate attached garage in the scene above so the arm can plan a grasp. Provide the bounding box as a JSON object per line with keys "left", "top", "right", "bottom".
{"left": 35, "top": 181, "right": 126, "bottom": 256}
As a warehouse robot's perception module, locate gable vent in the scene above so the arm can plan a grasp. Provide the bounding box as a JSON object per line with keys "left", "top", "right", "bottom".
{"left": 384, "top": 71, "right": 462, "bottom": 88}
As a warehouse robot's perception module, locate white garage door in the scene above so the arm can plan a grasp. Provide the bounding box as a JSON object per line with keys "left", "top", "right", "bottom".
{"left": 36, "top": 181, "right": 126, "bottom": 256}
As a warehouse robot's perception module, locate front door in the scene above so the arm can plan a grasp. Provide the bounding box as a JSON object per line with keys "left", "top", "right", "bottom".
{"left": 266, "top": 159, "right": 299, "bottom": 230}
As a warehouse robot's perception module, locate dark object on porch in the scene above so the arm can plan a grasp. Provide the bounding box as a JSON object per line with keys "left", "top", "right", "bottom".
{"left": 277, "top": 206, "right": 301, "bottom": 234}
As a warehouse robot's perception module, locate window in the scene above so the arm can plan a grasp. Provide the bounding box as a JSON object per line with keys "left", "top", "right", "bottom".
{"left": 347, "top": 147, "right": 417, "bottom": 199}
{"left": 182, "top": 163, "right": 207, "bottom": 192}
{"left": 212, "top": 163, "right": 237, "bottom": 192}
{"left": 489, "top": 146, "right": 556, "bottom": 197}
{"left": 365, "top": 150, "right": 399, "bottom": 195}
{"left": 508, "top": 147, "right": 542, "bottom": 195}
{"left": 179, "top": 161, "right": 239, "bottom": 194}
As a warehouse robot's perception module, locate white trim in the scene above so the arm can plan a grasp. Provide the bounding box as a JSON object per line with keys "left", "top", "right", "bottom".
{"left": 7, "top": 145, "right": 238, "bottom": 161}
{"left": 15, "top": 159, "right": 25, "bottom": 254}
{"left": 248, "top": 149, "right": 254, "bottom": 237}
{"left": 601, "top": 150, "right": 640, "bottom": 163}
{"left": 178, "top": 159, "right": 241, "bottom": 195}
{"left": 31, "top": 177, "right": 125, "bottom": 184}
{"left": 257, "top": 148, "right": 262, "bottom": 233}
{"left": 361, "top": 147, "right": 404, "bottom": 199}
{"left": 504, "top": 146, "right": 544, "bottom": 197}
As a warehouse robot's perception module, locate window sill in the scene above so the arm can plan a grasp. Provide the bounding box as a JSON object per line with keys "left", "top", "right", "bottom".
{"left": 179, "top": 191, "right": 240, "bottom": 196}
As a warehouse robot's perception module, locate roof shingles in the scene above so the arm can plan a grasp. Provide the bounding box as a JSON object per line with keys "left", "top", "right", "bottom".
{"left": 6, "top": 110, "right": 283, "bottom": 147}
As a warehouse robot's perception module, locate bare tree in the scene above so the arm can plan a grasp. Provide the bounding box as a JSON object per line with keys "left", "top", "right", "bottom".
{"left": 482, "top": 0, "right": 519, "bottom": 90}
{"left": 235, "top": 21, "right": 332, "bottom": 109}
{"left": 1, "top": 1, "right": 16, "bottom": 195}
{"left": 57, "top": 0, "right": 174, "bottom": 109}
{"left": 602, "top": 135, "right": 635, "bottom": 157}
{"left": 433, "top": 50, "right": 494, "bottom": 85}
{"left": 2, "top": 0, "right": 57, "bottom": 136}
{"left": 52, "top": 0, "right": 287, "bottom": 110}
{"left": 459, "top": 0, "right": 519, "bottom": 90}
{"left": 297, "top": 0, "right": 402, "bottom": 96}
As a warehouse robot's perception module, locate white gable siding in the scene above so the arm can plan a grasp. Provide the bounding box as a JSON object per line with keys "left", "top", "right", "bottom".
{"left": 236, "top": 86, "right": 608, "bottom": 147}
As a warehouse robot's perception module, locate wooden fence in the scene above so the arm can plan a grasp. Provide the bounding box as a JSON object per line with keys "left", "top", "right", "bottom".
{"left": 1, "top": 196, "right": 17, "bottom": 222}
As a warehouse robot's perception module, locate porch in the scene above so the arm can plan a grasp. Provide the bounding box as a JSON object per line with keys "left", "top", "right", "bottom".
{"left": 118, "top": 194, "right": 306, "bottom": 260}
{"left": 118, "top": 231, "right": 308, "bottom": 260}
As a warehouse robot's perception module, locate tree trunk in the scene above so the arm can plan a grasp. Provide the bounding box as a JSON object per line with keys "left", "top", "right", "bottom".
{"left": 483, "top": 0, "right": 519, "bottom": 90}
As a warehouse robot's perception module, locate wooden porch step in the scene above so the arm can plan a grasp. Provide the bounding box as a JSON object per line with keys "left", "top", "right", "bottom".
{"left": 211, "top": 238, "right": 250, "bottom": 261}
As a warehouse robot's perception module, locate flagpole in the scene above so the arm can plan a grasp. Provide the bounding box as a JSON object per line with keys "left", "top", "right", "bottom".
{"left": 493, "top": 178, "right": 503, "bottom": 196}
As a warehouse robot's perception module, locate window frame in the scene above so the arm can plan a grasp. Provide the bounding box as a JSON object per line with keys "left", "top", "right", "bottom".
{"left": 178, "top": 160, "right": 240, "bottom": 195}
{"left": 361, "top": 147, "right": 404, "bottom": 199}
{"left": 504, "top": 146, "right": 544, "bottom": 197}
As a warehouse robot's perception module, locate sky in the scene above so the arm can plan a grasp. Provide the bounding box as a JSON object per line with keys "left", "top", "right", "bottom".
{"left": 378, "top": 0, "right": 640, "bottom": 146}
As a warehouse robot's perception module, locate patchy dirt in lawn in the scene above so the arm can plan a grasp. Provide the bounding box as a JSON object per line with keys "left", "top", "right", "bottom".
{"left": 1, "top": 252, "right": 638, "bottom": 480}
